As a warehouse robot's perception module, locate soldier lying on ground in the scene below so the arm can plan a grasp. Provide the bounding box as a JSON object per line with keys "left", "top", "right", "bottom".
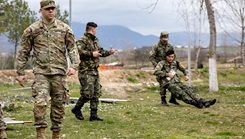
{"left": 154, "top": 50, "right": 216, "bottom": 108}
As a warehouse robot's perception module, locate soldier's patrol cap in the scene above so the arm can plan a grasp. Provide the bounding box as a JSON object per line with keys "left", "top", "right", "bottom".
{"left": 87, "top": 22, "right": 98, "bottom": 28}
{"left": 160, "top": 31, "right": 169, "bottom": 41}
{"left": 166, "top": 50, "right": 175, "bottom": 56}
{"left": 40, "top": 0, "right": 56, "bottom": 9}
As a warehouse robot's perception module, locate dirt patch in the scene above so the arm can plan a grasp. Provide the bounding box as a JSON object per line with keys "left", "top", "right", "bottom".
{"left": 0, "top": 70, "right": 34, "bottom": 84}
{"left": 99, "top": 70, "right": 157, "bottom": 97}
{"left": 0, "top": 69, "right": 158, "bottom": 97}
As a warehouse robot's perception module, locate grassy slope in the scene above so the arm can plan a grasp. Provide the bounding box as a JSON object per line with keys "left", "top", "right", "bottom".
{"left": 1, "top": 68, "right": 245, "bottom": 139}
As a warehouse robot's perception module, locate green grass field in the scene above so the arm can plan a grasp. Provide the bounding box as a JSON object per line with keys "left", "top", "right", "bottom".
{"left": 1, "top": 68, "right": 245, "bottom": 139}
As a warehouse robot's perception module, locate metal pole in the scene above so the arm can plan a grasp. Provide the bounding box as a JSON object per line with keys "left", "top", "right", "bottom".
{"left": 67, "top": 0, "right": 72, "bottom": 67}
{"left": 188, "top": 45, "right": 191, "bottom": 86}
{"left": 69, "top": 0, "right": 72, "bottom": 27}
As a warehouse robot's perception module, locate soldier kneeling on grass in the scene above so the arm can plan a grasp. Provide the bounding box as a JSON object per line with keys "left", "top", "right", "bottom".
{"left": 154, "top": 50, "right": 216, "bottom": 108}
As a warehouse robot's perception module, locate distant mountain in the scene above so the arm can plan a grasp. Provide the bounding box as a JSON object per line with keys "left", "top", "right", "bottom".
{"left": 71, "top": 22, "right": 158, "bottom": 50}
{"left": 169, "top": 31, "right": 240, "bottom": 47}
{"left": 0, "top": 21, "right": 241, "bottom": 53}
{"left": 70, "top": 22, "right": 240, "bottom": 49}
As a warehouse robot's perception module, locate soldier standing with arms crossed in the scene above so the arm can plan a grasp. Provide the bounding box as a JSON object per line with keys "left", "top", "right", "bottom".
{"left": 149, "top": 31, "right": 179, "bottom": 106}
{"left": 71, "top": 22, "right": 115, "bottom": 121}
{"left": 15, "top": 0, "right": 79, "bottom": 138}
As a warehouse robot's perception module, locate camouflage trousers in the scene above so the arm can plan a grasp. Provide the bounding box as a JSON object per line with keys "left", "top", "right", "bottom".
{"left": 156, "top": 76, "right": 167, "bottom": 97}
{"left": 0, "top": 104, "right": 6, "bottom": 130}
{"left": 32, "top": 74, "right": 69, "bottom": 131}
{"left": 76, "top": 74, "right": 101, "bottom": 110}
{"left": 166, "top": 82, "right": 201, "bottom": 103}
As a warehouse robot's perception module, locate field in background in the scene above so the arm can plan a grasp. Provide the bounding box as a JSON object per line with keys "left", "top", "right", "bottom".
{"left": 0, "top": 67, "right": 244, "bottom": 139}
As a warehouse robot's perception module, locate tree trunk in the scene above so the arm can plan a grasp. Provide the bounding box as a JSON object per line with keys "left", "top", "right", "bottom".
{"left": 195, "top": 47, "right": 201, "bottom": 68}
{"left": 14, "top": 43, "right": 17, "bottom": 60}
{"left": 241, "top": 18, "right": 245, "bottom": 68}
{"left": 205, "top": 0, "right": 219, "bottom": 92}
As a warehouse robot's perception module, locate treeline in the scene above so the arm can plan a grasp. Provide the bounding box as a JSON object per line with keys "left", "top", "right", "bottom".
{"left": 0, "top": 45, "right": 240, "bottom": 70}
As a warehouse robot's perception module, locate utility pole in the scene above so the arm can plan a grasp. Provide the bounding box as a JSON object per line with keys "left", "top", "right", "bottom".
{"left": 69, "top": 0, "right": 72, "bottom": 27}
{"left": 67, "top": 0, "right": 72, "bottom": 67}
{"left": 188, "top": 45, "right": 191, "bottom": 86}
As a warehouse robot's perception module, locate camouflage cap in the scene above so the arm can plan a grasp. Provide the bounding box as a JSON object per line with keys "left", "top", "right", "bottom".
{"left": 160, "top": 31, "right": 169, "bottom": 41}
{"left": 40, "top": 0, "right": 56, "bottom": 9}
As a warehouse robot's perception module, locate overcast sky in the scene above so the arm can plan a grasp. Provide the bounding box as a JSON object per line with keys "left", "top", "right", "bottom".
{"left": 24, "top": 0, "right": 189, "bottom": 36}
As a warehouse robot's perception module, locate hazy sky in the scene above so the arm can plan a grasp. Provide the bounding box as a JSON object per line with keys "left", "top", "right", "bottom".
{"left": 24, "top": 0, "right": 187, "bottom": 36}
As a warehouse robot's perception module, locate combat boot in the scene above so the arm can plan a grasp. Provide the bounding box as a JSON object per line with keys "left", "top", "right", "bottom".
{"left": 71, "top": 106, "right": 84, "bottom": 120}
{"left": 90, "top": 109, "right": 103, "bottom": 121}
{"left": 169, "top": 95, "right": 180, "bottom": 105}
{"left": 52, "top": 131, "right": 60, "bottom": 139}
{"left": 36, "top": 128, "right": 46, "bottom": 139}
{"left": 193, "top": 99, "right": 204, "bottom": 109}
{"left": 0, "top": 129, "right": 7, "bottom": 139}
{"left": 185, "top": 99, "right": 203, "bottom": 109}
{"left": 202, "top": 99, "right": 216, "bottom": 108}
{"left": 161, "top": 96, "right": 169, "bottom": 106}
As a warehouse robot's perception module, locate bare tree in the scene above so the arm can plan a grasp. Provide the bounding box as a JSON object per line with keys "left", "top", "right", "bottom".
{"left": 132, "top": 48, "right": 141, "bottom": 68}
{"left": 177, "top": 0, "right": 208, "bottom": 68}
{"left": 175, "top": 0, "right": 219, "bottom": 91}
{"left": 220, "top": 33, "right": 228, "bottom": 63}
{"left": 205, "top": 0, "right": 218, "bottom": 92}
{"left": 218, "top": 0, "right": 245, "bottom": 68}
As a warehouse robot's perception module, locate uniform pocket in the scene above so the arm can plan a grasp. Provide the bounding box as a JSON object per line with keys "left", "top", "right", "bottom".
{"left": 62, "top": 77, "right": 70, "bottom": 104}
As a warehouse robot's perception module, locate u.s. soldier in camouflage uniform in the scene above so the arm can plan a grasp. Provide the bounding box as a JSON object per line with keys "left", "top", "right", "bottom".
{"left": 154, "top": 50, "right": 216, "bottom": 108}
{"left": 15, "top": 0, "right": 79, "bottom": 138}
{"left": 71, "top": 22, "right": 115, "bottom": 121}
{"left": 149, "top": 31, "right": 179, "bottom": 106}
{"left": 0, "top": 104, "right": 7, "bottom": 139}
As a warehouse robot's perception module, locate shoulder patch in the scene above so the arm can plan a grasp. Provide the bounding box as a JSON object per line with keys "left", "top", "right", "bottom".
{"left": 77, "top": 45, "right": 82, "bottom": 49}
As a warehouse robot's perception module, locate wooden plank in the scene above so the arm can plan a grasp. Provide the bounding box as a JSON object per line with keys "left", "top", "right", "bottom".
{"left": 3, "top": 118, "right": 32, "bottom": 125}
{"left": 12, "top": 87, "right": 32, "bottom": 91}
{"left": 69, "top": 97, "right": 130, "bottom": 104}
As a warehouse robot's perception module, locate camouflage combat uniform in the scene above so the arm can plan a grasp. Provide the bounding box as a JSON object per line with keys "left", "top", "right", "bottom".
{"left": 0, "top": 104, "right": 7, "bottom": 138}
{"left": 154, "top": 60, "right": 202, "bottom": 105}
{"left": 15, "top": 18, "right": 79, "bottom": 131}
{"left": 0, "top": 104, "right": 6, "bottom": 130}
{"left": 75, "top": 32, "right": 111, "bottom": 111}
{"left": 149, "top": 41, "right": 175, "bottom": 98}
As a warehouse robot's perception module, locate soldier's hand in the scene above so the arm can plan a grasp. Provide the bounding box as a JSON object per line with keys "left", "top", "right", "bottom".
{"left": 17, "top": 75, "right": 27, "bottom": 87}
{"left": 93, "top": 51, "right": 102, "bottom": 57}
{"left": 109, "top": 46, "right": 115, "bottom": 55}
{"left": 167, "top": 72, "right": 174, "bottom": 78}
{"left": 184, "top": 75, "right": 189, "bottom": 81}
{"left": 66, "top": 68, "right": 76, "bottom": 76}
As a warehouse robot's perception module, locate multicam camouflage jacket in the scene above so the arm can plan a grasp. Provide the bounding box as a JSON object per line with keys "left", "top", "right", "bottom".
{"left": 154, "top": 60, "right": 187, "bottom": 87}
{"left": 149, "top": 41, "right": 175, "bottom": 67}
{"left": 76, "top": 32, "right": 111, "bottom": 75}
{"left": 15, "top": 18, "right": 79, "bottom": 76}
